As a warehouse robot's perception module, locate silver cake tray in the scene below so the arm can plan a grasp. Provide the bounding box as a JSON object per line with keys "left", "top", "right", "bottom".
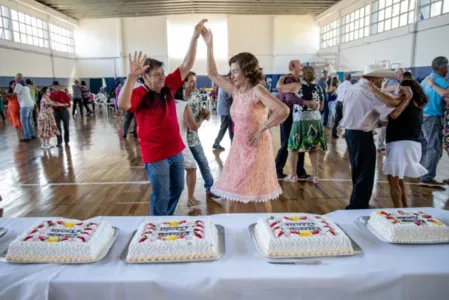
{"left": 120, "top": 224, "right": 225, "bottom": 264}
{"left": 0, "top": 228, "right": 7, "bottom": 239}
{"left": 249, "top": 223, "right": 363, "bottom": 260}
{"left": 357, "top": 216, "right": 449, "bottom": 245}
{"left": 0, "top": 227, "right": 119, "bottom": 264}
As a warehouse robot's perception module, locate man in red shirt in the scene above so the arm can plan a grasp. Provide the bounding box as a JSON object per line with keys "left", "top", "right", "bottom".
{"left": 119, "top": 19, "right": 207, "bottom": 216}
{"left": 50, "top": 81, "right": 71, "bottom": 147}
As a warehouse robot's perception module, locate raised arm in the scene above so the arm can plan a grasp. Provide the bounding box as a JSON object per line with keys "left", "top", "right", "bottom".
{"left": 389, "top": 87, "right": 412, "bottom": 119}
{"left": 179, "top": 19, "right": 207, "bottom": 80}
{"left": 184, "top": 104, "right": 205, "bottom": 131}
{"left": 201, "top": 27, "right": 235, "bottom": 94}
{"left": 427, "top": 78, "right": 449, "bottom": 97}
{"left": 276, "top": 76, "right": 302, "bottom": 93}
{"left": 249, "top": 85, "right": 289, "bottom": 146}
{"left": 118, "top": 51, "right": 148, "bottom": 111}
{"left": 363, "top": 81, "right": 401, "bottom": 107}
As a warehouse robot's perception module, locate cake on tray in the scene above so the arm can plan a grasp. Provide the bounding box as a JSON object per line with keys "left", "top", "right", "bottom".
{"left": 126, "top": 219, "right": 219, "bottom": 262}
{"left": 254, "top": 215, "right": 355, "bottom": 257}
{"left": 6, "top": 219, "right": 115, "bottom": 263}
{"left": 367, "top": 210, "right": 449, "bottom": 243}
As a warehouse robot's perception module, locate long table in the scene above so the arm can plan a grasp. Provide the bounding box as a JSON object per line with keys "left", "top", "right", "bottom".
{"left": 1, "top": 208, "right": 449, "bottom": 300}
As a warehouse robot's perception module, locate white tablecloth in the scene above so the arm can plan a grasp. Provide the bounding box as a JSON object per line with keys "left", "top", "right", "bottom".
{"left": 1, "top": 208, "right": 449, "bottom": 300}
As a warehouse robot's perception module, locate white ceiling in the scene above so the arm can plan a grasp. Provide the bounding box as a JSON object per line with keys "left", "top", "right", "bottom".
{"left": 36, "top": 0, "right": 340, "bottom": 19}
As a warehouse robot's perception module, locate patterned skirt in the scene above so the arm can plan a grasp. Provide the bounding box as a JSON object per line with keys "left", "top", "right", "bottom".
{"left": 288, "top": 119, "right": 327, "bottom": 152}
{"left": 444, "top": 107, "right": 449, "bottom": 150}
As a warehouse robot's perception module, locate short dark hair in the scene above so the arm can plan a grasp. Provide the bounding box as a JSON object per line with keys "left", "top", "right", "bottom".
{"left": 52, "top": 81, "right": 60, "bottom": 86}
{"left": 144, "top": 58, "right": 164, "bottom": 75}
{"left": 345, "top": 73, "right": 352, "bottom": 81}
{"left": 116, "top": 82, "right": 121, "bottom": 88}
{"left": 403, "top": 71, "right": 413, "bottom": 80}
{"left": 184, "top": 71, "right": 196, "bottom": 82}
{"left": 81, "top": 81, "right": 86, "bottom": 85}
{"left": 41, "top": 87, "right": 48, "bottom": 94}
{"left": 229, "top": 52, "right": 264, "bottom": 86}
{"left": 8, "top": 80, "right": 15, "bottom": 93}
{"left": 431, "top": 56, "right": 448, "bottom": 72}
{"left": 25, "top": 79, "right": 32, "bottom": 85}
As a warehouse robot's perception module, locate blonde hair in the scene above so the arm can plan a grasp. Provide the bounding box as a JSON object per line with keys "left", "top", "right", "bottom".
{"left": 302, "top": 66, "right": 316, "bottom": 83}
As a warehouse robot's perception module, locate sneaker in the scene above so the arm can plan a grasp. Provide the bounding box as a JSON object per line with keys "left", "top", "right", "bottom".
{"left": 212, "top": 144, "right": 225, "bottom": 151}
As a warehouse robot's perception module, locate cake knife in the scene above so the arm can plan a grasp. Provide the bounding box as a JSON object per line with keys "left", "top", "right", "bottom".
{"left": 268, "top": 260, "right": 322, "bottom": 265}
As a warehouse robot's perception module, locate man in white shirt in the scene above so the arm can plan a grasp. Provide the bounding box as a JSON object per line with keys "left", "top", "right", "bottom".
{"left": 14, "top": 73, "right": 35, "bottom": 141}
{"left": 332, "top": 72, "right": 352, "bottom": 138}
{"left": 341, "top": 65, "right": 401, "bottom": 209}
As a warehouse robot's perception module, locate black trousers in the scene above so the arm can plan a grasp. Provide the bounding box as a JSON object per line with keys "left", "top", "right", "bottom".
{"left": 345, "top": 130, "right": 376, "bottom": 209}
{"left": 332, "top": 101, "right": 343, "bottom": 137}
{"left": 83, "top": 98, "right": 92, "bottom": 114}
{"left": 0, "top": 111, "right": 5, "bottom": 121}
{"left": 214, "top": 115, "right": 234, "bottom": 146}
{"left": 123, "top": 112, "right": 137, "bottom": 136}
{"left": 54, "top": 108, "right": 70, "bottom": 145}
{"left": 72, "top": 98, "right": 84, "bottom": 116}
{"left": 275, "top": 111, "right": 306, "bottom": 176}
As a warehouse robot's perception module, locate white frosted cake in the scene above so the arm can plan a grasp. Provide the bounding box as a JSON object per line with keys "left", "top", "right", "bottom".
{"left": 126, "top": 219, "right": 219, "bottom": 262}
{"left": 367, "top": 210, "right": 449, "bottom": 243}
{"left": 254, "top": 215, "right": 354, "bottom": 257}
{"left": 6, "top": 219, "right": 115, "bottom": 263}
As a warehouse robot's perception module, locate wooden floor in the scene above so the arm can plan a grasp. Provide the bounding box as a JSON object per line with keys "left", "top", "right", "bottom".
{"left": 1, "top": 111, "right": 448, "bottom": 219}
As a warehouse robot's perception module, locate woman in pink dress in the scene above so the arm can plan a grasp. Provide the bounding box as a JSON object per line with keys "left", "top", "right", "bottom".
{"left": 201, "top": 27, "right": 289, "bottom": 213}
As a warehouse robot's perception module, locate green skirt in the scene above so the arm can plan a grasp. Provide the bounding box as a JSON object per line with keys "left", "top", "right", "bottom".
{"left": 288, "top": 120, "right": 328, "bottom": 152}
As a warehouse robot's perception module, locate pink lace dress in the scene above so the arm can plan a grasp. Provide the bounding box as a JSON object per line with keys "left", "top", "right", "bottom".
{"left": 211, "top": 85, "right": 282, "bottom": 203}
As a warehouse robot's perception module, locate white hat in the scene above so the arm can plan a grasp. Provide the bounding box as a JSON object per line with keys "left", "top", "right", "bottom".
{"left": 353, "top": 64, "right": 396, "bottom": 78}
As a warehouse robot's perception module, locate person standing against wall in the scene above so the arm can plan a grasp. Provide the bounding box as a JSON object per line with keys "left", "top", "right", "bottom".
{"left": 72, "top": 80, "right": 84, "bottom": 117}
{"left": 213, "top": 73, "right": 234, "bottom": 151}
{"left": 421, "top": 56, "right": 449, "bottom": 185}
{"left": 50, "top": 81, "right": 71, "bottom": 147}
{"left": 14, "top": 73, "right": 35, "bottom": 141}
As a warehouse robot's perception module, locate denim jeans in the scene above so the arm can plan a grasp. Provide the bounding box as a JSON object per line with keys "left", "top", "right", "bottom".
{"left": 189, "top": 145, "right": 214, "bottom": 192}
{"left": 123, "top": 112, "right": 137, "bottom": 136}
{"left": 20, "top": 106, "right": 34, "bottom": 139}
{"left": 144, "top": 153, "right": 185, "bottom": 216}
{"left": 420, "top": 115, "right": 443, "bottom": 181}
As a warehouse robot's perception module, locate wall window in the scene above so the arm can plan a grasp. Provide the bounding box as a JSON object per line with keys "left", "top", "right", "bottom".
{"left": 9, "top": 8, "right": 49, "bottom": 48}
{"left": 341, "top": 4, "right": 371, "bottom": 43}
{"left": 49, "top": 23, "right": 74, "bottom": 53}
{"left": 372, "top": 0, "right": 416, "bottom": 35}
{"left": 0, "top": 6, "right": 13, "bottom": 41}
{"left": 320, "top": 20, "right": 339, "bottom": 48}
{"left": 420, "top": 0, "right": 449, "bottom": 19}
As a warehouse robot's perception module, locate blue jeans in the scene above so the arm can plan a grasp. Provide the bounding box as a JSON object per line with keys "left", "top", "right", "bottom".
{"left": 420, "top": 115, "right": 443, "bottom": 181}
{"left": 144, "top": 153, "right": 185, "bottom": 216}
{"left": 20, "top": 106, "right": 34, "bottom": 139}
{"left": 189, "top": 145, "right": 214, "bottom": 192}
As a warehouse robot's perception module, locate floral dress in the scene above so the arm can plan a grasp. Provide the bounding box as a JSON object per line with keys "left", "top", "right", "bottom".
{"left": 38, "top": 95, "right": 60, "bottom": 138}
{"left": 288, "top": 82, "right": 327, "bottom": 152}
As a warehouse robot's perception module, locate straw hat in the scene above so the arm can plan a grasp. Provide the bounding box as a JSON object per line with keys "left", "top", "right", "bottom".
{"left": 353, "top": 64, "right": 396, "bottom": 78}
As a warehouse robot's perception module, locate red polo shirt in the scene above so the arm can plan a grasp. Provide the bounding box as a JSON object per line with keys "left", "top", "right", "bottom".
{"left": 130, "top": 68, "right": 185, "bottom": 163}
{"left": 50, "top": 90, "right": 71, "bottom": 109}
